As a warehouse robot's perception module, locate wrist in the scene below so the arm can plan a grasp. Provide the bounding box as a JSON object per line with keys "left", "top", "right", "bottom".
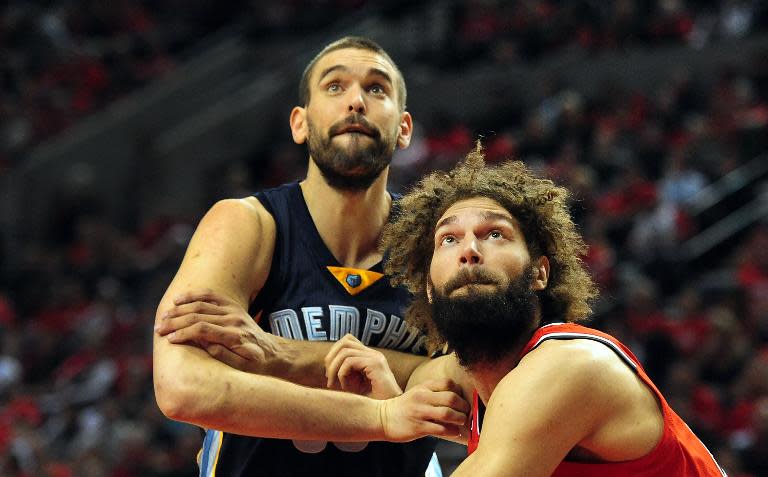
{"left": 263, "top": 335, "right": 292, "bottom": 374}
{"left": 376, "top": 399, "right": 389, "bottom": 441}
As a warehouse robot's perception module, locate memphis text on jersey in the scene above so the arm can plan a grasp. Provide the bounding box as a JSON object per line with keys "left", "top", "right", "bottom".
{"left": 267, "top": 305, "right": 426, "bottom": 354}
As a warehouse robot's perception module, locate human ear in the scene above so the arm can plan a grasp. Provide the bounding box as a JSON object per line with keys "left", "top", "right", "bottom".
{"left": 396, "top": 111, "right": 413, "bottom": 149}
{"left": 532, "top": 256, "right": 550, "bottom": 291}
{"left": 289, "top": 106, "right": 308, "bottom": 144}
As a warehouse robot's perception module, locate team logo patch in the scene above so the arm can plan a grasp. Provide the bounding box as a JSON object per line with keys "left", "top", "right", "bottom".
{"left": 326, "top": 267, "right": 384, "bottom": 296}
{"left": 346, "top": 274, "right": 362, "bottom": 288}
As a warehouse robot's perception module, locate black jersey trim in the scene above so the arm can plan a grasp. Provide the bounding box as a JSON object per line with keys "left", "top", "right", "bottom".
{"left": 528, "top": 332, "right": 638, "bottom": 372}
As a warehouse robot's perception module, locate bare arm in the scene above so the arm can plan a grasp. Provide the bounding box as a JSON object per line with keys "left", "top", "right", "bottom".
{"left": 274, "top": 336, "right": 427, "bottom": 390}
{"left": 153, "top": 199, "right": 462, "bottom": 439}
{"left": 450, "top": 340, "right": 661, "bottom": 476}
{"left": 153, "top": 198, "right": 276, "bottom": 428}
{"left": 407, "top": 353, "right": 474, "bottom": 445}
{"left": 158, "top": 291, "right": 427, "bottom": 389}
{"left": 153, "top": 196, "right": 425, "bottom": 389}
{"left": 407, "top": 353, "right": 473, "bottom": 398}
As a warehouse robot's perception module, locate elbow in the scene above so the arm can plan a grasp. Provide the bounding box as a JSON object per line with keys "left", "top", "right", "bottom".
{"left": 154, "top": 366, "right": 198, "bottom": 422}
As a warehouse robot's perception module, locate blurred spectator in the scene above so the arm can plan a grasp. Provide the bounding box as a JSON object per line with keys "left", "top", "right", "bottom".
{"left": 1, "top": 1, "right": 767, "bottom": 474}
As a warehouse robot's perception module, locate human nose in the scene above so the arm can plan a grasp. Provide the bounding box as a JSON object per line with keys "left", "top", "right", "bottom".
{"left": 459, "top": 236, "right": 483, "bottom": 266}
{"left": 347, "top": 84, "right": 366, "bottom": 114}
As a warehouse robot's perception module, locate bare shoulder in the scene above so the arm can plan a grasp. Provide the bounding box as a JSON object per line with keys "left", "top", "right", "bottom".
{"left": 502, "top": 337, "right": 663, "bottom": 461}
{"left": 177, "top": 197, "right": 277, "bottom": 302}
{"left": 516, "top": 337, "right": 635, "bottom": 386}
{"left": 490, "top": 338, "right": 643, "bottom": 430}
{"left": 193, "top": 198, "right": 277, "bottom": 261}
{"left": 202, "top": 197, "right": 275, "bottom": 235}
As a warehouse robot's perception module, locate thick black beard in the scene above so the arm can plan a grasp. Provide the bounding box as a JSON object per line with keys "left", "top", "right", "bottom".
{"left": 431, "top": 269, "right": 539, "bottom": 368}
{"left": 307, "top": 114, "right": 396, "bottom": 191}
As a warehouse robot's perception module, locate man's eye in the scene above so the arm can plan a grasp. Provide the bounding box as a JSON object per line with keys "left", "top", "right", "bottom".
{"left": 369, "top": 84, "right": 385, "bottom": 95}
{"left": 440, "top": 236, "right": 456, "bottom": 246}
{"left": 489, "top": 231, "right": 503, "bottom": 239}
{"left": 327, "top": 83, "right": 342, "bottom": 93}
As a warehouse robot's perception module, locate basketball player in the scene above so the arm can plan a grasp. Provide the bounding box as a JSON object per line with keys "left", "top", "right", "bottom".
{"left": 153, "top": 37, "right": 459, "bottom": 476}
{"left": 327, "top": 146, "right": 727, "bottom": 476}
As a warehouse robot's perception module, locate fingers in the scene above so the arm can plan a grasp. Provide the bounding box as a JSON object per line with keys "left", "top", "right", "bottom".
{"left": 336, "top": 357, "right": 373, "bottom": 394}
{"left": 157, "top": 299, "right": 244, "bottom": 336}
{"left": 416, "top": 422, "right": 462, "bottom": 440}
{"left": 382, "top": 388, "right": 468, "bottom": 442}
{"left": 408, "top": 381, "right": 471, "bottom": 425}
{"left": 206, "top": 344, "right": 250, "bottom": 370}
{"left": 421, "top": 378, "right": 465, "bottom": 397}
{"left": 164, "top": 301, "right": 229, "bottom": 319}
{"left": 156, "top": 311, "right": 228, "bottom": 336}
{"left": 422, "top": 386, "right": 471, "bottom": 415}
{"left": 337, "top": 357, "right": 366, "bottom": 388}
{"left": 419, "top": 397, "right": 468, "bottom": 426}
{"left": 325, "top": 348, "right": 360, "bottom": 388}
{"left": 173, "top": 289, "right": 235, "bottom": 307}
{"left": 324, "top": 334, "right": 369, "bottom": 387}
{"left": 325, "top": 334, "right": 365, "bottom": 368}
{"left": 165, "top": 321, "right": 239, "bottom": 348}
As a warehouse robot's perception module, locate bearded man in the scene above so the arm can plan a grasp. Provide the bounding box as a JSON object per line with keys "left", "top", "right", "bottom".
{"left": 153, "top": 36, "right": 459, "bottom": 477}
{"left": 327, "top": 146, "right": 727, "bottom": 476}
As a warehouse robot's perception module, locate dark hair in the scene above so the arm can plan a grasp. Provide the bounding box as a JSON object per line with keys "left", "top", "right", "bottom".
{"left": 298, "top": 36, "right": 407, "bottom": 111}
{"left": 381, "top": 144, "right": 598, "bottom": 352}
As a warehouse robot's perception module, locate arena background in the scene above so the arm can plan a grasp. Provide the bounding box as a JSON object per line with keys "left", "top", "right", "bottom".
{"left": 1, "top": 1, "right": 767, "bottom": 475}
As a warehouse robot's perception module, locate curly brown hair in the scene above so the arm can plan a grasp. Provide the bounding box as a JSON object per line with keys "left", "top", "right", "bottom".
{"left": 382, "top": 145, "right": 598, "bottom": 352}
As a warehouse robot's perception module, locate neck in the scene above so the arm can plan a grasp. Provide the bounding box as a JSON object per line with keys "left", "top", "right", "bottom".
{"left": 300, "top": 160, "right": 392, "bottom": 269}
{"left": 466, "top": 354, "right": 519, "bottom": 406}
{"left": 463, "top": 315, "right": 541, "bottom": 405}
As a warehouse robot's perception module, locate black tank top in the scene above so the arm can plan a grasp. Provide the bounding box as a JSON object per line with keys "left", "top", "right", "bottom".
{"left": 198, "top": 182, "right": 437, "bottom": 477}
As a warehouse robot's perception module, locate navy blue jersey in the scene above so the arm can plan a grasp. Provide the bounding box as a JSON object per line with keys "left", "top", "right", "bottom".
{"left": 198, "top": 182, "right": 437, "bottom": 477}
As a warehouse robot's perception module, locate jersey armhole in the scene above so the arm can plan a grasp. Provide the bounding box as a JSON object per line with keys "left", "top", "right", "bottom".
{"left": 249, "top": 192, "right": 283, "bottom": 318}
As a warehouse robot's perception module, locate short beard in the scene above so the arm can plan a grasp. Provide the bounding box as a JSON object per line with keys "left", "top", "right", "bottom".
{"left": 307, "top": 114, "right": 396, "bottom": 191}
{"left": 431, "top": 268, "right": 539, "bottom": 368}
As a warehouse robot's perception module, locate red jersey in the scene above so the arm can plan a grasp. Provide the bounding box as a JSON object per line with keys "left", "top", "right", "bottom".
{"left": 467, "top": 322, "right": 726, "bottom": 476}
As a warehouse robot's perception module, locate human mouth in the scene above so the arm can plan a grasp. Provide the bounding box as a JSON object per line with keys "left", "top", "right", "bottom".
{"left": 334, "top": 124, "right": 374, "bottom": 136}
{"left": 444, "top": 271, "right": 500, "bottom": 295}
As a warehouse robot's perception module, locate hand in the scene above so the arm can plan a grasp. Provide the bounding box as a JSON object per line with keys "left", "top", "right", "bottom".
{"left": 378, "top": 379, "right": 470, "bottom": 442}
{"left": 156, "top": 289, "right": 280, "bottom": 373}
{"left": 325, "top": 334, "right": 402, "bottom": 399}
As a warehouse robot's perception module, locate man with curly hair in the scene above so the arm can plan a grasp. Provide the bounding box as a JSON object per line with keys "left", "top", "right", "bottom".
{"left": 328, "top": 145, "right": 726, "bottom": 476}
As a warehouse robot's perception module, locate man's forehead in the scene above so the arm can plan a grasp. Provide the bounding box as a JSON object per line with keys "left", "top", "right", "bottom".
{"left": 436, "top": 197, "right": 518, "bottom": 228}
{"left": 312, "top": 48, "right": 396, "bottom": 80}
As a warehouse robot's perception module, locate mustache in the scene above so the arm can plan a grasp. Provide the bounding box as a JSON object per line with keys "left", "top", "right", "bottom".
{"left": 328, "top": 114, "right": 381, "bottom": 139}
{"left": 442, "top": 268, "right": 503, "bottom": 295}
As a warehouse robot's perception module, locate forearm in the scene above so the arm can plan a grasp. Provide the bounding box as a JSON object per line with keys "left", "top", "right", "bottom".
{"left": 266, "top": 338, "right": 428, "bottom": 390}
{"left": 154, "top": 340, "right": 384, "bottom": 441}
{"left": 407, "top": 354, "right": 472, "bottom": 397}
{"left": 451, "top": 450, "right": 549, "bottom": 477}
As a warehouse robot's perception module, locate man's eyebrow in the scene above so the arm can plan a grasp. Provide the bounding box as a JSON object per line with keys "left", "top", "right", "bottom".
{"left": 480, "top": 211, "right": 516, "bottom": 225}
{"left": 435, "top": 215, "right": 458, "bottom": 230}
{"left": 368, "top": 68, "right": 393, "bottom": 86}
{"left": 316, "top": 65, "right": 394, "bottom": 86}
{"left": 317, "top": 65, "right": 349, "bottom": 84}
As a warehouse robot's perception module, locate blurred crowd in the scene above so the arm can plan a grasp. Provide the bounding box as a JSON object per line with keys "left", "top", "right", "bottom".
{"left": 441, "top": 0, "right": 767, "bottom": 66}
{"left": 0, "top": 0, "right": 370, "bottom": 173}
{"left": 2, "top": 1, "right": 768, "bottom": 476}
{"left": 3, "top": 0, "right": 767, "bottom": 171}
